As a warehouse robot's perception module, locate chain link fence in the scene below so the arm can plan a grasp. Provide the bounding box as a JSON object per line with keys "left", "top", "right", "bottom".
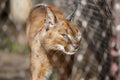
{"left": 0, "top": 0, "right": 120, "bottom": 80}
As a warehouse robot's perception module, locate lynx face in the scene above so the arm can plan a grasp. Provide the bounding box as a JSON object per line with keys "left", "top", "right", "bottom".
{"left": 43, "top": 20, "right": 81, "bottom": 55}
{"left": 28, "top": 4, "right": 82, "bottom": 55}
{"left": 41, "top": 5, "right": 81, "bottom": 55}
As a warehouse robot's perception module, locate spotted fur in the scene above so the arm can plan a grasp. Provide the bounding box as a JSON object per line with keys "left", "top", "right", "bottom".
{"left": 26, "top": 3, "right": 82, "bottom": 80}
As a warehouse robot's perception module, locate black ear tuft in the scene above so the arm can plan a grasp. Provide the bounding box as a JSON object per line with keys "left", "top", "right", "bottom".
{"left": 66, "top": 0, "right": 78, "bottom": 21}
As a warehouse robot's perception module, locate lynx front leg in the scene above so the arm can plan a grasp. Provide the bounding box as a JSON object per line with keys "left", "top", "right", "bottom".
{"left": 30, "top": 49, "right": 53, "bottom": 80}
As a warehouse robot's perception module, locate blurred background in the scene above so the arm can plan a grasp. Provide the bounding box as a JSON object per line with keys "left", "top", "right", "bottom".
{"left": 0, "top": 0, "right": 120, "bottom": 80}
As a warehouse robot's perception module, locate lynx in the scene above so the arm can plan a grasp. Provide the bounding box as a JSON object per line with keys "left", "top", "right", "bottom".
{"left": 26, "top": 3, "right": 82, "bottom": 80}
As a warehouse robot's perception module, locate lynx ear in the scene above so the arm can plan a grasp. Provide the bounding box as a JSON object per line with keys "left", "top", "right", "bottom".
{"left": 45, "top": 7, "right": 57, "bottom": 28}
{"left": 66, "top": 8, "right": 77, "bottom": 21}
{"left": 66, "top": 1, "right": 78, "bottom": 21}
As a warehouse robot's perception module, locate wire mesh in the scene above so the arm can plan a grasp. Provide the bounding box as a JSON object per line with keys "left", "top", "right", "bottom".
{"left": 0, "top": 0, "right": 119, "bottom": 80}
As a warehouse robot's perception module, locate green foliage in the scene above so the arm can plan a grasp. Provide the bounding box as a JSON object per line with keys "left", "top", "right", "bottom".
{"left": 0, "top": 36, "right": 29, "bottom": 54}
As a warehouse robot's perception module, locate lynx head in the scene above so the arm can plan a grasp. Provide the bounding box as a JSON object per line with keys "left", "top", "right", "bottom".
{"left": 41, "top": 5, "right": 82, "bottom": 55}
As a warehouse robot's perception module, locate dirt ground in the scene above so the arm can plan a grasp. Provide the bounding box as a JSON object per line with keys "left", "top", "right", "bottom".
{"left": 0, "top": 51, "right": 29, "bottom": 80}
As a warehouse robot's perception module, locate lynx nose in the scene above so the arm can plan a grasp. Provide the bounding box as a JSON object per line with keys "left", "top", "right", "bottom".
{"left": 72, "top": 42, "right": 79, "bottom": 49}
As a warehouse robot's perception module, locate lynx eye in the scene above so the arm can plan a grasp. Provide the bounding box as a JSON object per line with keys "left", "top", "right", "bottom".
{"left": 61, "top": 34, "right": 70, "bottom": 40}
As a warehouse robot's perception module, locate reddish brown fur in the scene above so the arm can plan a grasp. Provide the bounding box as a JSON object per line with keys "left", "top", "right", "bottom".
{"left": 26, "top": 3, "right": 81, "bottom": 80}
